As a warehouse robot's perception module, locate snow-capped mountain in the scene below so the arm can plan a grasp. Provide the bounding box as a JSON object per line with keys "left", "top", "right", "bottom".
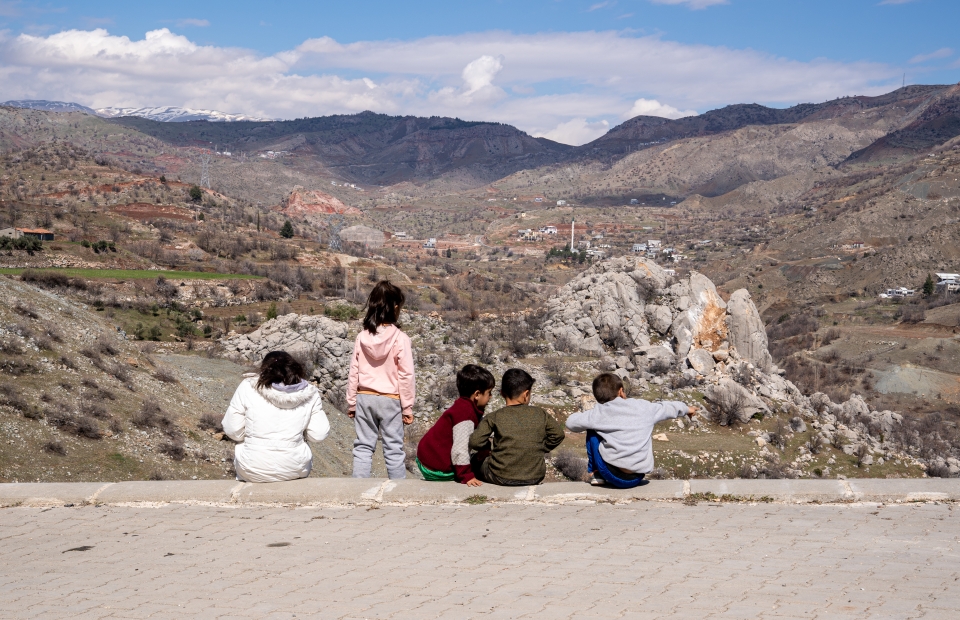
{"left": 95, "top": 106, "right": 272, "bottom": 122}
{"left": 1, "top": 100, "right": 97, "bottom": 114}
{"left": 0, "top": 100, "right": 271, "bottom": 122}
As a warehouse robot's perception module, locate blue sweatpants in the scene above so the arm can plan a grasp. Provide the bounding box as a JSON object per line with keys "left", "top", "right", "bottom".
{"left": 586, "top": 431, "right": 645, "bottom": 489}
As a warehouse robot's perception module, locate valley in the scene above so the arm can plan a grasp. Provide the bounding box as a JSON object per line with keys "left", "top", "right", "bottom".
{"left": 1, "top": 83, "right": 959, "bottom": 484}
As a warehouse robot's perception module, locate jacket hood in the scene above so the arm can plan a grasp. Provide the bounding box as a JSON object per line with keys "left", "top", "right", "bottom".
{"left": 357, "top": 324, "right": 400, "bottom": 362}
{"left": 252, "top": 378, "right": 317, "bottom": 409}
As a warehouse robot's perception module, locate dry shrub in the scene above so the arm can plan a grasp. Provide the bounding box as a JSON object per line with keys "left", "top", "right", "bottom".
{"left": 132, "top": 399, "right": 178, "bottom": 437}
{"left": 552, "top": 449, "right": 588, "bottom": 481}
{"left": 82, "top": 402, "right": 111, "bottom": 420}
{"left": 153, "top": 367, "right": 178, "bottom": 384}
{"left": 476, "top": 338, "right": 496, "bottom": 364}
{"left": 42, "top": 440, "right": 66, "bottom": 456}
{"left": 159, "top": 441, "right": 186, "bottom": 461}
{"left": 807, "top": 433, "right": 824, "bottom": 455}
{"left": 544, "top": 356, "right": 568, "bottom": 386}
{"left": 716, "top": 391, "right": 746, "bottom": 427}
{"left": 821, "top": 327, "right": 842, "bottom": 346}
{"left": 0, "top": 336, "right": 25, "bottom": 355}
{"left": 198, "top": 413, "right": 223, "bottom": 433}
{"left": 14, "top": 301, "right": 40, "bottom": 319}
{"left": 48, "top": 411, "right": 103, "bottom": 439}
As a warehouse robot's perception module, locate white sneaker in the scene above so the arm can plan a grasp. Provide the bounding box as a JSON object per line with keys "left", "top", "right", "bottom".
{"left": 589, "top": 474, "right": 606, "bottom": 486}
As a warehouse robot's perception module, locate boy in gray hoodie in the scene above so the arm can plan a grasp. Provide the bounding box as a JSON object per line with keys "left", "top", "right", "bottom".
{"left": 565, "top": 373, "right": 696, "bottom": 488}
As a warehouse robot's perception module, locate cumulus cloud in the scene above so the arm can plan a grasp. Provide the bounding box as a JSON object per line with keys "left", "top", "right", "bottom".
{"left": 0, "top": 27, "right": 901, "bottom": 145}
{"left": 541, "top": 118, "right": 610, "bottom": 145}
{"left": 625, "top": 98, "right": 697, "bottom": 119}
{"left": 462, "top": 55, "right": 503, "bottom": 94}
{"left": 909, "top": 48, "right": 953, "bottom": 64}
{"left": 648, "top": 0, "right": 729, "bottom": 9}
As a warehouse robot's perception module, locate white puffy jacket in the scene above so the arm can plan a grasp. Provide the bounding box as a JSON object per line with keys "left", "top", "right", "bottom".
{"left": 222, "top": 377, "right": 330, "bottom": 483}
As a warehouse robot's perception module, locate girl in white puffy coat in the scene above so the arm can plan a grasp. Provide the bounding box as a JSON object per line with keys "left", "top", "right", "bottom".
{"left": 222, "top": 351, "right": 330, "bottom": 483}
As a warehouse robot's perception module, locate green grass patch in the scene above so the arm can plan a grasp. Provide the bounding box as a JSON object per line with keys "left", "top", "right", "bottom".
{"left": 463, "top": 494, "right": 488, "bottom": 505}
{"left": 0, "top": 268, "right": 262, "bottom": 280}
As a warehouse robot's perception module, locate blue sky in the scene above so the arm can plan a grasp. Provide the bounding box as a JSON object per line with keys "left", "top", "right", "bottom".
{"left": 1, "top": 0, "right": 958, "bottom": 144}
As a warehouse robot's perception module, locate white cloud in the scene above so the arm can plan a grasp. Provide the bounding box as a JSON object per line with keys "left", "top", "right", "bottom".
{"left": 0, "top": 27, "right": 901, "bottom": 145}
{"left": 462, "top": 55, "right": 503, "bottom": 94}
{"left": 176, "top": 18, "right": 210, "bottom": 27}
{"left": 909, "top": 47, "right": 953, "bottom": 64}
{"left": 648, "top": 0, "right": 729, "bottom": 9}
{"left": 541, "top": 118, "right": 610, "bottom": 145}
{"left": 625, "top": 98, "right": 697, "bottom": 119}
{"left": 879, "top": 0, "right": 918, "bottom": 5}
{"left": 588, "top": 2, "right": 613, "bottom": 11}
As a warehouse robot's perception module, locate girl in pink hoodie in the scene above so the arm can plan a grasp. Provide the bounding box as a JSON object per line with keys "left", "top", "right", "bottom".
{"left": 347, "top": 280, "right": 416, "bottom": 479}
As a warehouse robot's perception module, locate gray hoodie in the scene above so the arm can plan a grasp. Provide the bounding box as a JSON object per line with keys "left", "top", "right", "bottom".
{"left": 565, "top": 397, "right": 689, "bottom": 474}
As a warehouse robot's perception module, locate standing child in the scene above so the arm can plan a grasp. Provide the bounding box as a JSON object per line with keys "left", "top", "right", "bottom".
{"left": 565, "top": 372, "right": 696, "bottom": 488}
{"left": 468, "top": 368, "right": 565, "bottom": 486}
{"left": 416, "top": 364, "right": 495, "bottom": 486}
{"left": 347, "top": 280, "right": 415, "bottom": 479}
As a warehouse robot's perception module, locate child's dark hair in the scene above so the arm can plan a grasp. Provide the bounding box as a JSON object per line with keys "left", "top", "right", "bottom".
{"left": 501, "top": 368, "right": 535, "bottom": 400}
{"left": 457, "top": 364, "right": 496, "bottom": 398}
{"left": 257, "top": 351, "right": 306, "bottom": 389}
{"left": 363, "top": 280, "right": 405, "bottom": 334}
{"left": 592, "top": 372, "right": 623, "bottom": 404}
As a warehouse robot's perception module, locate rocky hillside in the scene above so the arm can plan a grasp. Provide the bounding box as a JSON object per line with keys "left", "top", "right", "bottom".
{"left": 212, "top": 257, "right": 942, "bottom": 480}
{"left": 0, "top": 276, "right": 237, "bottom": 483}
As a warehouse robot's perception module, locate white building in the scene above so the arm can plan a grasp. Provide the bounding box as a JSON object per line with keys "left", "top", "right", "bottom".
{"left": 647, "top": 240, "right": 662, "bottom": 249}
{"left": 556, "top": 200, "right": 567, "bottom": 206}
{"left": 424, "top": 238, "right": 437, "bottom": 249}
{"left": 632, "top": 243, "right": 646, "bottom": 253}
{"left": 393, "top": 231, "right": 408, "bottom": 239}
{"left": 0, "top": 228, "right": 22, "bottom": 239}
{"left": 544, "top": 226, "right": 558, "bottom": 235}
{"left": 936, "top": 273, "right": 960, "bottom": 293}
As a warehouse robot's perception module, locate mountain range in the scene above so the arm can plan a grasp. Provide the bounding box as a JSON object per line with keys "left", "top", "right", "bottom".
{"left": 0, "top": 100, "right": 271, "bottom": 123}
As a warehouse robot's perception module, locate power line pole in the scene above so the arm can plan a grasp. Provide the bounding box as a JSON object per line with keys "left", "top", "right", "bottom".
{"left": 199, "top": 151, "right": 211, "bottom": 189}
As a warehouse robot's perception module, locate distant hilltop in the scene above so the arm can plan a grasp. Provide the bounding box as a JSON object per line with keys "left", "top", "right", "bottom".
{"left": 1, "top": 100, "right": 272, "bottom": 123}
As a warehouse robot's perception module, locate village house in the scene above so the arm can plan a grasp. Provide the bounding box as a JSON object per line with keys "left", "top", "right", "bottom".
{"left": 935, "top": 273, "right": 960, "bottom": 293}
{"left": 423, "top": 238, "right": 437, "bottom": 249}
{"left": 556, "top": 200, "right": 567, "bottom": 206}
{"left": 392, "top": 231, "right": 408, "bottom": 240}
{"left": 540, "top": 225, "right": 558, "bottom": 235}
{"left": 0, "top": 228, "right": 22, "bottom": 239}
{"left": 16, "top": 228, "right": 54, "bottom": 241}
{"left": 632, "top": 243, "right": 647, "bottom": 253}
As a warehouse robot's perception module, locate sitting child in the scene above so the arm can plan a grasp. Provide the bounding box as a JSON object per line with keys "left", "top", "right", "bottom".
{"left": 416, "top": 364, "right": 495, "bottom": 486}
{"left": 565, "top": 372, "right": 696, "bottom": 488}
{"left": 468, "top": 368, "right": 565, "bottom": 486}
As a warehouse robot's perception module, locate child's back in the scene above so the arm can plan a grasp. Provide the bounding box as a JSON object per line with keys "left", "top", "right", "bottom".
{"left": 469, "top": 403, "right": 565, "bottom": 484}
{"left": 565, "top": 397, "right": 688, "bottom": 475}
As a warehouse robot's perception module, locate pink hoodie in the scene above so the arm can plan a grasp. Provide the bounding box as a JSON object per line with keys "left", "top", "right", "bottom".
{"left": 346, "top": 324, "right": 416, "bottom": 417}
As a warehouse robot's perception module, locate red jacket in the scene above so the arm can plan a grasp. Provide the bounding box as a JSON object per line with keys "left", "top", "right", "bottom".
{"left": 416, "top": 398, "right": 484, "bottom": 483}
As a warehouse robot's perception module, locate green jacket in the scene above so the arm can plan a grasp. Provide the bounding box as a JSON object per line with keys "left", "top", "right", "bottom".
{"left": 468, "top": 404, "right": 565, "bottom": 482}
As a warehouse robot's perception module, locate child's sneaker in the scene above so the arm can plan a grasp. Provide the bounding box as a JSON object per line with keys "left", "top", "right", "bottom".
{"left": 589, "top": 473, "right": 606, "bottom": 486}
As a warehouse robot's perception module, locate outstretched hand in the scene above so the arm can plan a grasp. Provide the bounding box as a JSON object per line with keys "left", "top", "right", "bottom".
{"left": 466, "top": 478, "right": 483, "bottom": 487}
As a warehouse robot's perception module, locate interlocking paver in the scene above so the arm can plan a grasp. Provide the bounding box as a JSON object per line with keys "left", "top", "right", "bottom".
{"left": 1, "top": 502, "right": 957, "bottom": 619}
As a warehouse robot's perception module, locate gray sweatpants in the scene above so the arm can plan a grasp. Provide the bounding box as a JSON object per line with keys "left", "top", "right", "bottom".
{"left": 352, "top": 394, "right": 406, "bottom": 479}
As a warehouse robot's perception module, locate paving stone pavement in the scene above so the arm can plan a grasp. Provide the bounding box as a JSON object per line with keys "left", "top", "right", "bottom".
{"left": 1, "top": 501, "right": 958, "bottom": 619}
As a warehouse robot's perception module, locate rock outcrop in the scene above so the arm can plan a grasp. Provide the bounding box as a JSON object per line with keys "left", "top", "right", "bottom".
{"left": 220, "top": 314, "right": 352, "bottom": 399}
{"left": 278, "top": 187, "right": 362, "bottom": 218}
{"left": 542, "top": 257, "right": 766, "bottom": 373}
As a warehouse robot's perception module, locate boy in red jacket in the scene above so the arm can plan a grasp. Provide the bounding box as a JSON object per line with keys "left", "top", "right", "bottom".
{"left": 416, "top": 364, "right": 495, "bottom": 486}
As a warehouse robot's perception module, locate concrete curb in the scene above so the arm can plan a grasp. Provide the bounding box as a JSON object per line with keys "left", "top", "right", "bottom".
{"left": 2, "top": 479, "right": 958, "bottom": 507}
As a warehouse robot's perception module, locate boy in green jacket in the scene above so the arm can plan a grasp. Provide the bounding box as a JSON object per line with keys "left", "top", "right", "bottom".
{"left": 468, "top": 368, "right": 565, "bottom": 485}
